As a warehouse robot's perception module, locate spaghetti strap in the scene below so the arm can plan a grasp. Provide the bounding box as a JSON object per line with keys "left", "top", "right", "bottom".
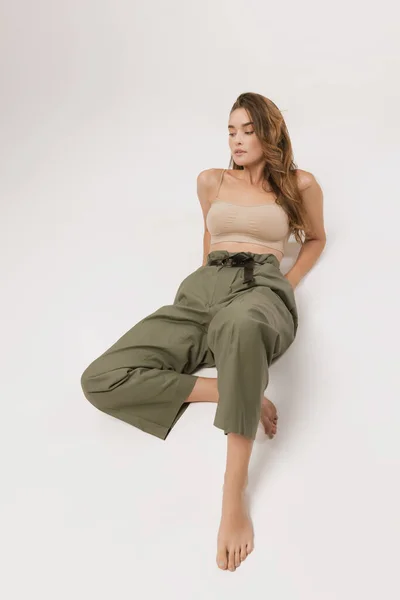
{"left": 215, "top": 168, "right": 226, "bottom": 199}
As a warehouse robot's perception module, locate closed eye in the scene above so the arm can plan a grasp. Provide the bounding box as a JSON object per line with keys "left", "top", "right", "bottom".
{"left": 228, "top": 132, "right": 254, "bottom": 136}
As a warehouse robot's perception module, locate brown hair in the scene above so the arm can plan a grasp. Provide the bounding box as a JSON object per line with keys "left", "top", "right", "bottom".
{"left": 228, "top": 92, "right": 313, "bottom": 245}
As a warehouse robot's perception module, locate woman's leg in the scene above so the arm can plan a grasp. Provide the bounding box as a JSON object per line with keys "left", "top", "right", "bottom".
{"left": 217, "top": 432, "right": 255, "bottom": 571}
{"left": 185, "top": 377, "right": 278, "bottom": 437}
{"left": 205, "top": 287, "right": 295, "bottom": 571}
{"left": 80, "top": 302, "right": 211, "bottom": 440}
{"left": 186, "top": 375, "right": 256, "bottom": 572}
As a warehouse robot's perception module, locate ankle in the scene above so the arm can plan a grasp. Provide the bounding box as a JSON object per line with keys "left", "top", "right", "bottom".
{"left": 185, "top": 376, "right": 218, "bottom": 403}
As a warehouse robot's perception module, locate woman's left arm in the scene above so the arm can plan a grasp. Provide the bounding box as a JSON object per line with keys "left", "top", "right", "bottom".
{"left": 285, "top": 172, "right": 327, "bottom": 289}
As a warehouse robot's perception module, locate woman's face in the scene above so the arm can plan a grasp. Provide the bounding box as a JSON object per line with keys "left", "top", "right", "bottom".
{"left": 228, "top": 108, "right": 264, "bottom": 166}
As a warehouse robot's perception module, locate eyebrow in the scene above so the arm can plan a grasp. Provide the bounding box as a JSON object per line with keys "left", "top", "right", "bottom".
{"left": 228, "top": 121, "right": 254, "bottom": 129}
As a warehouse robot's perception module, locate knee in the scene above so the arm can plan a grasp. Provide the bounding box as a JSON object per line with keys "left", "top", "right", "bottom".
{"left": 80, "top": 361, "right": 103, "bottom": 406}
{"left": 80, "top": 359, "right": 133, "bottom": 408}
{"left": 80, "top": 365, "right": 90, "bottom": 394}
{"left": 212, "top": 308, "right": 262, "bottom": 337}
{"left": 208, "top": 308, "right": 280, "bottom": 357}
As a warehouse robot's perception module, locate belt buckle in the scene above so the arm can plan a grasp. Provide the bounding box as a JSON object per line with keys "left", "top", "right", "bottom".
{"left": 221, "top": 257, "right": 233, "bottom": 266}
{"left": 234, "top": 253, "right": 251, "bottom": 265}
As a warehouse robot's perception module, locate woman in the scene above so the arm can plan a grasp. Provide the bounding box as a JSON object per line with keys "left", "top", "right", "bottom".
{"left": 80, "top": 92, "right": 326, "bottom": 572}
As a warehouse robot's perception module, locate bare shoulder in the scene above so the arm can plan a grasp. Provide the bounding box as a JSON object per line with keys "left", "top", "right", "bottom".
{"left": 197, "top": 168, "right": 223, "bottom": 191}
{"left": 294, "top": 168, "right": 318, "bottom": 192}
{"left": 197, "top": 168, "right": 223, "bottom": 206}
{"left": 197, "top": 168, "right": 223, "bottom": 229}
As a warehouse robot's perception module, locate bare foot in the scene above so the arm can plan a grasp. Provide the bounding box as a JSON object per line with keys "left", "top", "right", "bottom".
{"left": 260, "top": 396, "right": 278, "bottom": 439}
{"left": 216, "top": 485, "right": 254, "bottom": 571}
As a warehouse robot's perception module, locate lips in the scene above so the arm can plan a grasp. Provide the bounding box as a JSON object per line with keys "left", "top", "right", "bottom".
{"left": 235, "top": 151, "right": 246, "bottom": 155}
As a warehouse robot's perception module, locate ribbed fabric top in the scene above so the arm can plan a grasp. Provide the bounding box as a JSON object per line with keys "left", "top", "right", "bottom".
{"left": 206, "top": 169, "right": 290, "bottom": 256}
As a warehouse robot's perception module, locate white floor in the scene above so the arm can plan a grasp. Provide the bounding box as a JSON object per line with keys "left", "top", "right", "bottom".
{"left": 1, "top": 3, "right": 399, "bottom": 599}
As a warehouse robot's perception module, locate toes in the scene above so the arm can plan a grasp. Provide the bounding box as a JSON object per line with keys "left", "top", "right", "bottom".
{"left": 228, "top": 549, "right": 236, "bottom": 571}
{"left": 265, "top": 421, "right": 274, "bottom": 438}
{"left": 267, "top": 421, "right": 275, "bottom": 438}
{"left": 261, "top": 399, "right": 278, "bottom": 436}
{"left": 240, "top": 545, "right": 248, "bottom": 561}
{"left": 216, "top": 547, "right": 228, "bottom": 570}
{"left": 266, "top": 405, "right": 278, "bottom": 437}
{"left": 269, "top": 406, "right": 277, "bottom": 422}
{"left": 246, "top": 542, "right": 254, "bottom": 555}
{"left": 234, "top": 549, "right": 241, "bottom": 568}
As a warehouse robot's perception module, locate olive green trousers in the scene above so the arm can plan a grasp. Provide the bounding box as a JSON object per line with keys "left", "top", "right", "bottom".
{"left": 80, "top": 250, "right": 298, "bottom": 441}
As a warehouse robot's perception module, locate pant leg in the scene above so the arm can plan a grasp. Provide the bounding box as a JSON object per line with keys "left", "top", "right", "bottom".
{"left": 80, "top": 302, "right": 211, "bottom": 440}
{"left": 207, "top": 285, "right": 296, "bottom": 440}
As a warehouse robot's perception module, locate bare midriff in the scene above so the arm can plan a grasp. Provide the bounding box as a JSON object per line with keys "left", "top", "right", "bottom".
{"left": 209, "top": 241, "right": 283, "bottom": 263}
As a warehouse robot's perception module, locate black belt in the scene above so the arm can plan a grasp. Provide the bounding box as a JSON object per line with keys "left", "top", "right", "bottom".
{"left": 207, "top": 252, "right": 256, "bottom": 284}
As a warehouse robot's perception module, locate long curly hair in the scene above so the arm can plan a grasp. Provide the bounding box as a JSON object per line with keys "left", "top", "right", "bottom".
{"left": 228, "top": 92, "right": 313, "bottom": 245}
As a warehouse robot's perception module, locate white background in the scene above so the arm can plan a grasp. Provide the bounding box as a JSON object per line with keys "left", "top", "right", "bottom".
{"left": 1, "top": 1, "right": 399, "bottom": 598}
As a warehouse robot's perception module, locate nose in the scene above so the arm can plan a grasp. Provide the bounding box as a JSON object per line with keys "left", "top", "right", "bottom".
{"left": 234, "top": 132, "right": 245, "bottom": 143}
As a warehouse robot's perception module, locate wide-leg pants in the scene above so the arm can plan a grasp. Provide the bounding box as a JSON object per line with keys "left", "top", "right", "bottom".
{"left": 80, "top": 250, "right": 299, "bottom": 441}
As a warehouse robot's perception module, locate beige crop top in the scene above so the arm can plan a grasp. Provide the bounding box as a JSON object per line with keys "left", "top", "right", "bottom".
{"left": 206, "top": 169, "right": 290, "bottom": 256}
